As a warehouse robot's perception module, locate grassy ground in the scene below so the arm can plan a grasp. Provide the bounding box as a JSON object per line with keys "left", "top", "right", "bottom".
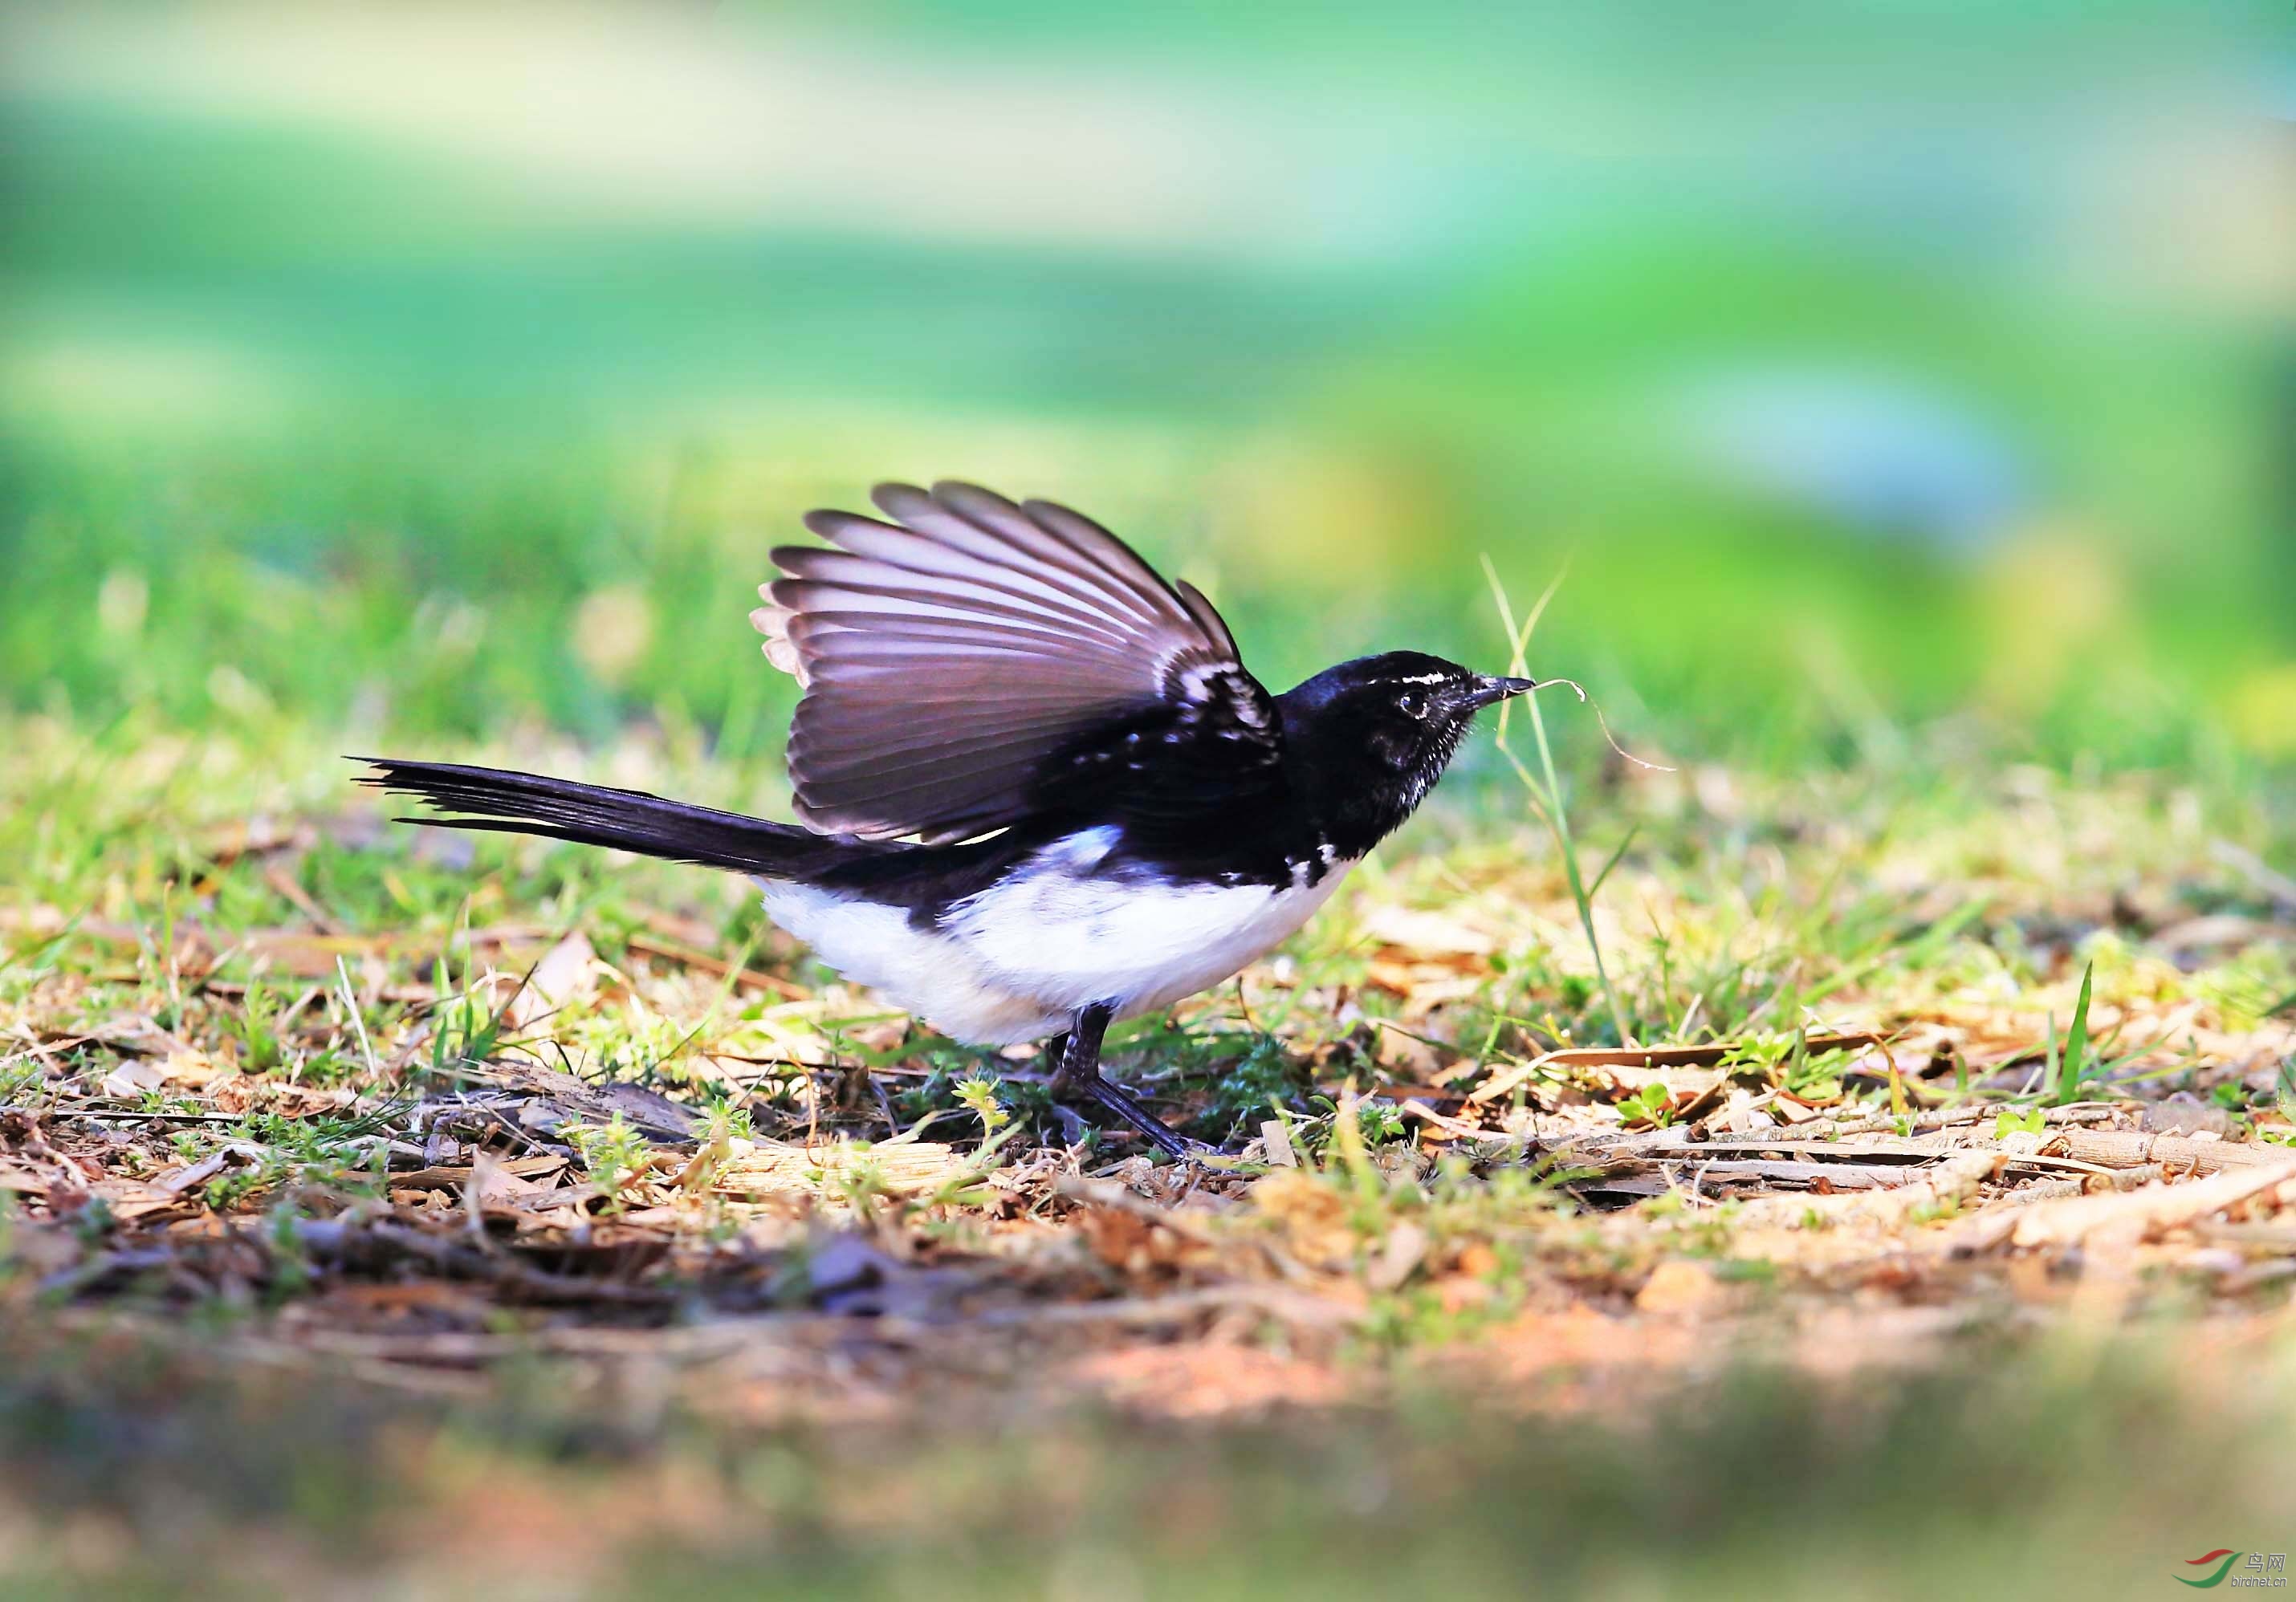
{"left": 6, "top": 709, "right": 2294, "bottom": 1597}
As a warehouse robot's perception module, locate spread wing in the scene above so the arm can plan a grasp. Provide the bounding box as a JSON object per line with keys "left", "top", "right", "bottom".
{"left": 754, "top": 481, "right": 1281, "bottom": 844}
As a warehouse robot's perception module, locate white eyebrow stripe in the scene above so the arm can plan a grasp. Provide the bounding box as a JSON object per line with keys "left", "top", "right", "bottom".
{"left": 1392, "top": 672, "right": 1453, "bottom": 685}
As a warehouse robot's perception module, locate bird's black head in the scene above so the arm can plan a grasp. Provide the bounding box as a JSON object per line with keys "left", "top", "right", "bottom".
{"left": 1278, "top": 651, "right": 1537, "bottom": 856}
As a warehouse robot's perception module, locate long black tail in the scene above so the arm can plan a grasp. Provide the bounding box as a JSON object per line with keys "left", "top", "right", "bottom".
{"left": 356, "top": 758, "right": 837, "bottom": 877}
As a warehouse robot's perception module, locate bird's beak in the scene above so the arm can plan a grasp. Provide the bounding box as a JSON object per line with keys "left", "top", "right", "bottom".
{"left": 1457, "top": 674, "right": 1541, "bottom": 711}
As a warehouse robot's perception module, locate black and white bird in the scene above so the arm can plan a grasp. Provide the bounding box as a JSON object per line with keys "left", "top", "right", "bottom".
{"left": 362, "top": 482, "right": 1539, "bottom": 1157}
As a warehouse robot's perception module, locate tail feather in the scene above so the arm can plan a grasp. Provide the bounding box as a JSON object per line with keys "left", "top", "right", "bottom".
{"left": 356, "top": 758, "right": 837, "bottom": 877}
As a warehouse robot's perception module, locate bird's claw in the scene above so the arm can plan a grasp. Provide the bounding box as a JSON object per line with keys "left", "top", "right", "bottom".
{"left": 1062, "top": 1074, "right": 1215, "bottom": 1162}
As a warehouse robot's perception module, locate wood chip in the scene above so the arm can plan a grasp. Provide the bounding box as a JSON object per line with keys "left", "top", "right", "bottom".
{"left": 714, "top": 1138, "right": 974, "bottom": 1199}
{"left": 2003, "top": 1157, "right": 2296, "bottom": 1250}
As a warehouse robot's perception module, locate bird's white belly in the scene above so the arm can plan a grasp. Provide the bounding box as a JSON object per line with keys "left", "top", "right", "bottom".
{"left": 755, "top": 882, "right": 1058, "bottom": 1043}
{"left": 755, "top": 840, "right": 1354, "bottom": 1046}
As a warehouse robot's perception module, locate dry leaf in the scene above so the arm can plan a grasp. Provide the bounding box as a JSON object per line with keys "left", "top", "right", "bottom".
{"left": 508, "top": 931, "right": 600, "bottom": 1030}
{"left": 100, "top": 1059, "right": 170, "bottom": 1100}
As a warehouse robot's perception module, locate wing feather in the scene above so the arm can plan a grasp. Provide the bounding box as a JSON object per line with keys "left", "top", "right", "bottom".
{"left": 755, "top": 481, "right": 1279, "bottom": 842}
{"left": 783, "top": 530, "right": 1140, "bottom": 628}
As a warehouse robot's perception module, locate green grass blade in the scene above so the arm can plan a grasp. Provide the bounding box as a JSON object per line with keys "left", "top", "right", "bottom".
{"left": 1586, "top": 823, "right": 1642, "bottom": 902}
{"left": 2058, "top": 961, "right": 2094, "bottom": 1105}
{"left": 1481, "top": 555, "right": 1634, "bottom": 1048}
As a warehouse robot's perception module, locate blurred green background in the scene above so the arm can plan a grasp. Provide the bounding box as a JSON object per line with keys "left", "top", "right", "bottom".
{"left": 3, "top": 1, "right": 2291, "bottom": 774}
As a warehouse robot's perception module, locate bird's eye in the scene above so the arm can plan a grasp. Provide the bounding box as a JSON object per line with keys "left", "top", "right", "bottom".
{"left": 1397, "top": 691, "right": 1425, "bottom": 718}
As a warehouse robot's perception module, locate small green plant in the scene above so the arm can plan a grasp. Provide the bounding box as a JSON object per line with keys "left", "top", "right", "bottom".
{"left": 1996, "top": 1106, "right": 2048, "bottom": 1139}
{"left": 1307, "top": 1092, "right": 1406, "bottom": 1145}
{"left": 567, "top": 1113, "right": 651, "bottom": 1210}
{"left": 204, "top": 1162, "right": 274, "bottom": 1212}
{"left": 0, "top": 1055, "right": 43, "bottom": 1103}
{"left": 1356, "top": 1098, "right": 1406, "bottom": 1143}
{"left": 224, "top": 977, "right": 287, "bottom": 1074}
{"left": 426, "top": 954, "right": 514, "bottom": 1081}
{"left": 1616, "top": 1082, "right": 1675, "bottom": 1128}
{"left": 953, "top": 1076, "right": 1008, "bottom": 1137}
{"left": 1904, "top": 1197, "right": 1965, "bottom": 1226}
{"left": 1719, "top": 1032, "right": 1793, "bottom": 1075}
{"left": 2252, "top": 1075, "right": 2296, "bottom": 1147}
{"left": 1782, "top": 1043, "right": 1850, "bottom": 1102}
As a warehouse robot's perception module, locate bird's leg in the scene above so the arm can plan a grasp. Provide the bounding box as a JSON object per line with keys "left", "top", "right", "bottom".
{"left": 1035, "top": 1031, "right": 1087, "bottom": 1144}
{"left": 1046, "top": 1002, "right": 1199, "bottom": 1160}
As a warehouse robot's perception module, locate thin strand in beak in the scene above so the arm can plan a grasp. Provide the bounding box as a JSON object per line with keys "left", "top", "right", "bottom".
{"left": 1517, "top": 676, "right": 1675, "bottom": 772}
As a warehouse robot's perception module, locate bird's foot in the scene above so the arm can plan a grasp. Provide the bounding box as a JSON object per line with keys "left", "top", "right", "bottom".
{"left": 1056, "top": 1072, "right": 1215, "bottom": 1162}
